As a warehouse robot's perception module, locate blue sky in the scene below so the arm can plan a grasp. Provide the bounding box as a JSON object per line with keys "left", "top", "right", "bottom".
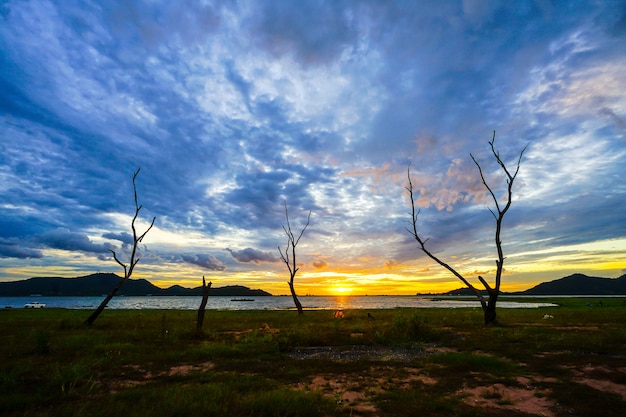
{"left": 1, "top": 0, "right": 625, "bottom": 295}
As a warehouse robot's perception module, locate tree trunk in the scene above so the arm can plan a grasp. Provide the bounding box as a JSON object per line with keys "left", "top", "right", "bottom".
{"left": 483, "top": 292, "right": 498, "bottom": 326}
{"left": 196, "top": 277, "right": 212, "bottom": 332}
{"left": 85, "top": 277, "right": 127, "bottom": 326}
{"left": 288, "top": 281, "right": 304, "bottom": 315}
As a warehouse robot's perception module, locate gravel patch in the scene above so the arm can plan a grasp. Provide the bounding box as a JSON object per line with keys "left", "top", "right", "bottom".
{"left": 288, "top": 344, "right": 427, "bottom": 361}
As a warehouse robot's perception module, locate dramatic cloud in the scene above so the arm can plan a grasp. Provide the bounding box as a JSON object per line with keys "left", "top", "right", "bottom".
{"left": 227, "top": 248, "right": 279, "bottom": 264}
{"left": 39, "top": 228, "right": 111, "bottom": 254}
{"left": 181, "top": 254, "right": 226, "bottom": 272}
{"left": 0, "top": 0, "right": 624, "bottom": 293}
{"left": 384, "top": 259, "right": 398, "bottom": 269}
{"left": 313, "top": 260, "right": 328, "bottom": 270}
{"left": 102, "top": 232, "right": 134, "bottom": 246}
{"left": 0, "top": 240, "right": 43, "bottom": 259}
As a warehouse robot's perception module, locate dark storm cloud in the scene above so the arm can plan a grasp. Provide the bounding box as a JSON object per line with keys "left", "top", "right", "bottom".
{"left": 226, "top": 248, "right": 279, "bottom": 264}
{"left": 102, "top": 232, "right": 134, "bottom": 246}
{"left": 249, "top": 0, "right": 359, "bottom": 65}
{"left": 39, "top": 228, "right": 111, "bottom": 254}
{"left": 509, "top": 192, "right": 626, "bottom": 250}
{"left": 100, "top": 0, "right": 222, "bottom": 56}
{"left": 222, "top": 170, "right": 291, "bottom": 225}
{"left": 313, "top": 260, "right": 328, "bottom": 269}
{"left": 180, "top": 254, "right": 226, "bottom": 271}
{"left": 0, "top": 239, "right": 43, "bottom": 259}
{"left": 217, "top": 159, "right": 337, "bottom": 231}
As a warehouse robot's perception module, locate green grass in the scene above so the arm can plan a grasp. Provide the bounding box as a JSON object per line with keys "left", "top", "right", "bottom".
{"left": 1, "top": 299, "right": 625, "bottom": 416}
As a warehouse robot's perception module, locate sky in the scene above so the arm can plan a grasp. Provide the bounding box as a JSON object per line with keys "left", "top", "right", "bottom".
{"left": 1, "top": 0, "right": 625, "bottom": 296}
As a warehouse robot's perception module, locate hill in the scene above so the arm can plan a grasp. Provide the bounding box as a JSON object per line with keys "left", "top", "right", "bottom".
{"left": 0, "top": 273, "right": 272, "bottom": 297}
{"left": 422, "top": 273, "right": 626, "bottom": 296}
{"left": 518, "top": 273, "right": 626, "bottom": 296}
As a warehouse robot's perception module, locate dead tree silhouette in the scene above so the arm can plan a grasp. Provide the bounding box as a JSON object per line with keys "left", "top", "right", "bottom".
{"left": 85, "top": 168, "right": 156, "bottom": 326}
{"left": 278, "top": 201, "right": 311, "bottom": 316}
{"left": 407, "top": 132, "right": 526, "bottom": 325}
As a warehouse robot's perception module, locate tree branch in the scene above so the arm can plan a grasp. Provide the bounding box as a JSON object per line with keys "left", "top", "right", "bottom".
{"left": 110, "top": 249, "right": 127, "bottom": 276}
{"left": 86, "top": 168, "right": 156, "bottom": 326}
{"left": 278, "top": 201, "right": 309, "bottom": 315}
{"left": 406, "top": 166, "right": 487, "bottom": 306}
{"left": 405, "top": 133, "right": 526, "bottom": 325}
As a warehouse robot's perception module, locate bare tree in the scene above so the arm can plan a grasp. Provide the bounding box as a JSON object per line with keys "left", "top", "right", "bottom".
{"left": 278, "top": 201, "right": 311, "bottom": 316}
{"left": 407, "top": 132, "right": 526, "bottom": 325}
{"left": 196, "top": 276, "right": 212, "bottom": 333}
{"left": 85, "top": 168, "right": 156, "bottom": 326}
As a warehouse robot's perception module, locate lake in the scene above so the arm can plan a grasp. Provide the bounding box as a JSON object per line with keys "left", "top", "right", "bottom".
{"left": 1, "top": 295, "right": 559, "bottom": 310}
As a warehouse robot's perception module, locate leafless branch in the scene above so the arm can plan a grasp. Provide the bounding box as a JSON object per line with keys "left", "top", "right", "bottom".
{"left": 85, "top": 168, "right": 156, "bottom": 326}
{"left": 278, "top": 201, "right": 310, "bottom": 315}
{"left": 109, "top": 249, "right": 127, "bottom": 276}
{"left": 406, "top": 166, "right": 487, "bottom": 306}
{"left": 406, "top": 133, "right": 527, "bottom": 325}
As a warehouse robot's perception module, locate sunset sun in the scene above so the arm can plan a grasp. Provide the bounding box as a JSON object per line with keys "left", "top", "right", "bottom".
{"left": 332, "top": 286, "right": 353, "bottom": 295}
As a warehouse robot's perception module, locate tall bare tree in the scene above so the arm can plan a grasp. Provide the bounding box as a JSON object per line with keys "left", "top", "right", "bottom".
{"left": 407, "top": 132, "right": 526, "bottom": 325}
{"left": 278, "top": 201, "right": 311, "bottom": 316}
{"left": 85, "top": 168, "right": 156, "bottom": 326}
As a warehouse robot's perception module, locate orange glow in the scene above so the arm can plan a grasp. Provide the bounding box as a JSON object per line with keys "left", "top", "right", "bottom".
{"left": 331, "top": 286, "right": 354, "bottom": 295}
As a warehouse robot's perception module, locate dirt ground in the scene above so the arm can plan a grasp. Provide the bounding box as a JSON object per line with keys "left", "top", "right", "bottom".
{"left": 288, "top": 345, "right": 626, "bottom": 416}
{"left": 107, "top": 345, "right": 626, "bottom": 416}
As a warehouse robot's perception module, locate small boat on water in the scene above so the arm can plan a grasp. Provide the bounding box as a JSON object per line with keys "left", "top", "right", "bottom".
{"left": 231, "top": 298, "right": 254, "bottom": 302}
{"left": 24, "top": 302, "right": 46, "bottom": 309}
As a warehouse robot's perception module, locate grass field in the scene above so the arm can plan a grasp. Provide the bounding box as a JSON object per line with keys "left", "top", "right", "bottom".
{"left": 1, "top": 298, "right": 625, "bottom": 416}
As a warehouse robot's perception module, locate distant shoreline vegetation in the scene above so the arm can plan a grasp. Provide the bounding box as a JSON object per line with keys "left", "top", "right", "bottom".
{"left": 0, "top": 272, "right": 625, "bottom": 297}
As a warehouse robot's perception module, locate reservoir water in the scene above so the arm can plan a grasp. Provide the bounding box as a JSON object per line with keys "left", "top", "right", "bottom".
{"left": 1, "top": 295, "right": 559, "bottom": 310}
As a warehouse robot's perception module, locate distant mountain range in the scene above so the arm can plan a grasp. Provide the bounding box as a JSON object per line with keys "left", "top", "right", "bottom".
{"left": 1, "top": 273, "right": 625, "bottom": 298}
{"left": 432, "top": 273, "right": 626, "bottom": 296}
{"left": 0, "top": 273, "right": 272, "bottom": 297}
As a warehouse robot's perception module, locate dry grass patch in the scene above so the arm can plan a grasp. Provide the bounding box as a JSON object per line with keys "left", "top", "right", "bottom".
{"left": 460, "top": 380, "right": 556, "bottom": 416}
{"left": 289, "top": 344, "right": 426, "bottom": 361}
{"left": 566, "top": 363, "right": 626, "bottom": 400}
{"left": 577, "top": 378, "right": 626, "bottom": 399}
{"left": 166, "top": 361, "right": 215, "bottom": 376}
{"left": 293, "top": 365, "right": 438, "bottom": 415}
{"left": 107, "top": 362, "right": 215, "bottom": 393}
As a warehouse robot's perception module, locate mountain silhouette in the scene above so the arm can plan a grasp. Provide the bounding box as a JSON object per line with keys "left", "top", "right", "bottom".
{"left": 425, "top": 273, "right": 626, "bottom": 296}
{"left": 518, "top": 273, "right": 626, "bottom": 295}
{"left": 0, "top": 273, "right": 272, "bottom": 297}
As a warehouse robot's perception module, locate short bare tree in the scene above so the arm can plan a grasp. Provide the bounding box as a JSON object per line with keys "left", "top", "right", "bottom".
{"left": 85, "top": 168, "right": 156, "bottom": 326}
{"left": 196, "top": 276, "right": 212, "bottom": 333}
{"left": 278, "top": 201, "right": 311, "bottom": 316}
{"left": 406, "top": 132, "right": 526, "bottom": 325}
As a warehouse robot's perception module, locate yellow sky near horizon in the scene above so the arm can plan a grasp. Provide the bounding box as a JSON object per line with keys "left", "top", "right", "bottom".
{"left": 1, "top": 238, "right": 624, "bottom": 296}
